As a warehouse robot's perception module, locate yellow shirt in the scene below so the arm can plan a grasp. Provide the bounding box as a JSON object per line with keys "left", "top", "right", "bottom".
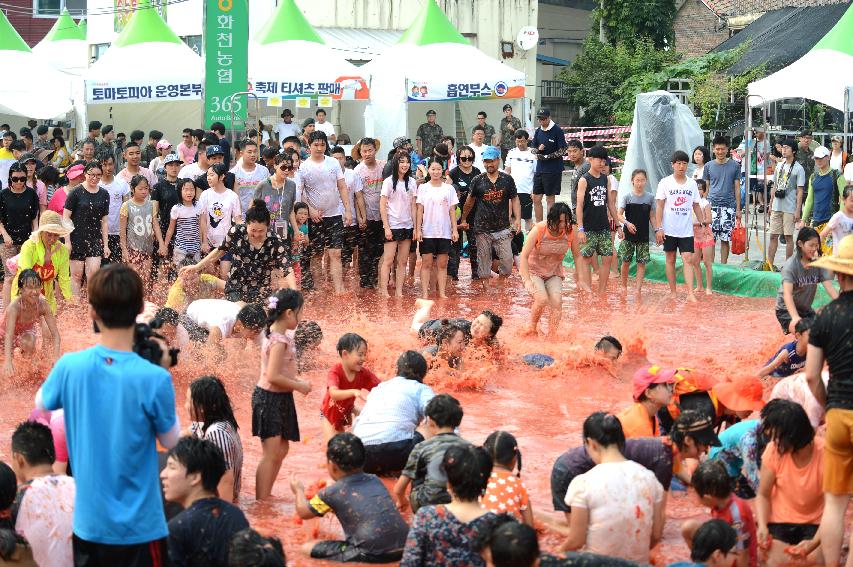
{"left": 12, "top": 238, "right": 72, "bottom": 314}
{"left": 165, "top": 274, "right": 223, "bottom": 311}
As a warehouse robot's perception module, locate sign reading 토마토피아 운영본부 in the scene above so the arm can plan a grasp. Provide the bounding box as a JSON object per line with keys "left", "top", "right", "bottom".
{"left": 204, "top": 0, "right": 248, "bottom": 129}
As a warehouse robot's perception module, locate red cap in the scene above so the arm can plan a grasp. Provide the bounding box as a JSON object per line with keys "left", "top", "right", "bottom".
{"left": 633, "top": 365, "right": 677, "bottom": 401}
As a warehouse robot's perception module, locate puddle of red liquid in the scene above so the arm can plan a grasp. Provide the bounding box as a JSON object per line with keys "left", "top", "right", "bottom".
{"left": 0, "top": 266, "right": 846, "bottom": 566}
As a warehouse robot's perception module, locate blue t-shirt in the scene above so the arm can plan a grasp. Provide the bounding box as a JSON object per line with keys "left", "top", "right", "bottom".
{"left": 766, "top": 341, "right": 806, "bottom": 378}
{"left": 532, "top": 125, "right": 568, "bottom": 175}
{"left": 708, "top": 419, "right": 758, "bottom": 476}
{"left": 41, "top": 345, "right": 176, "bottom": 545}
{"left": 703, "top": 158, "right": 740, "bottom": 208}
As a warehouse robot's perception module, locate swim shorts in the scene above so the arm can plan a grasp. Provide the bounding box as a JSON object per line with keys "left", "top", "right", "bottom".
{"left": 618, "top": 240, "right": 650, "bottom": 264}
{"left": 580, "top": 229, "right": 612, "bottom": 258}
{"left": 711, "top": 206, "right": 735, "bottom": 242}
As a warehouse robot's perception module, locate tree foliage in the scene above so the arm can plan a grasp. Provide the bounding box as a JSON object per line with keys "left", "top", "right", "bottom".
{"left": 595, "top": 0, "right": 677, "bottom": 49}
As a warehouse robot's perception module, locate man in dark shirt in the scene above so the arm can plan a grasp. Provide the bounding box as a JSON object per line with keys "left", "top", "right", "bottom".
{"left": 416, "top": 109, "right": 443, "bottom": 159}
{"left": 210, "top": 122, "right": 232, "bottom": 169}
{"left": 531, "top": 107, "right": 568, "bottom": 223}
{"left": 162, "top": 437, "right": 249, "bottom": 567}
{"left": 805, "top": 234, "right": 853, "bottom": 567}
{"left": 142, "top": 130, "right": 163, "bottom": 169}
{"left": 152, "top": 154, "right": 182, "bottom": 280}
{"left": 459, "top": 146, "right": 520, "bottom": 288}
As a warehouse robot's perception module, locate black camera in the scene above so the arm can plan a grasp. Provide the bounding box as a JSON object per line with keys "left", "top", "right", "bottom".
{"left": 774, "top": 186, "right": 787, "bottom": 199}
{"left": 134, "top": 318, "right": 179, "bottom": 368}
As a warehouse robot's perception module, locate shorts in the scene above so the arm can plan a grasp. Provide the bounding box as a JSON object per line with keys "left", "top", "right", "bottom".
{"left": 220, "top": 251, "right": 233, "bottom": 262}
{"left": 70, "top": 236, "right": 104, "bottom": 261}
{"left": 102, "top": 234, "right": 122, "bottom": 265}
{"left": 419, "top": 238, "right": 451, "bottom": 255}
{"left": 580, "top": 229, "right": 613, "bottom": 258}
{"left": 173, "top": 247, "right": 200, "bottom": 266}
{"left": 388, "top": 228, "right": 413, "bottom": 242}
{"left": 310, "top": 540, "right": 403, "bottom": 564}
{"left": 618, "top": 240, "right": 651, "bottom": 264}
{"left": 126, "top": 249, "right": 151, "bottom": 265}
{"left": 823, "top": 408, "right": 853, "bottom": 494}
{"left": 693, "top": 226, "right": 715, "bottom": 249}
{"left": 711, "top": 206, "right": 736, "bottom": 242}
{"left": 341, "top": 225, "right": 359, "bottom": 264}
{"left": 533, "top": 172, "right": 562, "bottom": 196}
{"left": 251, "top": 386, "right": 300, "bottom": 442}
{"left": 518, "top": 193, "right": 533, "bottom": 220}
{"left": 308, "top": 215, "right": 344, "bottom": 254}
{"left": 769, "top": 211, "right": 795, "bottom": 236}
{"left": 363, "top": 431, "right": 425, "bottom": 476}
{"left": 663, "top": 235, "right": 695, "bottom": 254}
{"left": 767, "top": 523, "right": 819, "bottom": 546}
{"left": 775, "top": 306, "right": 816, "bottom": 334}
{"left": 73, "top": 534, "right": 168, "bottom": 567}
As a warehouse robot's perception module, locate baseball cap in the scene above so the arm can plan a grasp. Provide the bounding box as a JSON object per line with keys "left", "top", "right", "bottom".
{"left": 674, "top": 414, "right": 721, "bottom": 447}
{"left": 426, "top": 109, "right": 436, "bottom": 116}
{"left": 537, "top": 108, "right": 551, "bottom": 119}
{"left": 156, "top": 139, "right": 172, "bottom": 150}
{"left": 813, "top": 146, "right": 830, "bottom": 159}
{"left": 18, "top": 152, "right": 37, "bottom": 165}
{"left": 66, "top": 164, "right": 85, "bottom": 180}
{"left": 632, "top": 365, "right": 677, "bottom": 402}
{"left": 482, "top": 146, "right": 500, "bottom": 161}
{"left": 163, "top": 153, "right": 181, "bottom": 165}
{"left": 206, "top": 145, "right": 224, "bottom": 157}
{"left": 393, "top": 136, "right": 411, "bottom": 149}
{"left": 714, "top": 377, "right": 765, "bottom": 412}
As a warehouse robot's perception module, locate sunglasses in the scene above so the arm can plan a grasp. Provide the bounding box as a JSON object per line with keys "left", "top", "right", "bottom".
{"left": 279, "top": 164, "right": 293, "bottom": 171}
{"left": 459, "top": 156, "right": 474, "bottom": 162}
{"left": 10, "top": 176, "right": 26, "bottom": 182}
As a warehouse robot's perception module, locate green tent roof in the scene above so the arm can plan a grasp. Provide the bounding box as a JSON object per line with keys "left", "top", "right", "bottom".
{"left": 0, "top": 9, "right": 32, "bottom": 52}
{"left": 43, "top": 9, "right": 86, "bottom": 42}
{"left": 255, "top": 0, "right": 324, "bottom": 45}
{"left": 78, "top": 19, "right": 87, "bottom": 39}
{"left": 812, "top": 1, "right": 853, "bottom": 55}
{"left": 398, "top": 0, "right": 468, "bottom": 46}
{"left": 112, "top": 0, "right": 182, "bottom": 48}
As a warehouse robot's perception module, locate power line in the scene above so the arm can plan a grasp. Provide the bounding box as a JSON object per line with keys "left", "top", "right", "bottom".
{"left": 0, "top": 0, "right": 189, "bottom": 18}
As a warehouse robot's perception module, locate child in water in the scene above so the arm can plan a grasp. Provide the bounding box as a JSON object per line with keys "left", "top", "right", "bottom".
{"left": 482, "top": 430, "right": 534, "bottom": 527}
{"left": 119, "top": 175, "right": 158, "bottom": 290}
{"left": 321, "top": 333, "right": 380, "bottom": 445}
{"left": 254, "top": 289, "right": 312, "bottom": 500}
{"left": 290, "top": 202, "right": 309, "bottom": 288}
{"left": 758, "top": 318, "right": 811, "bottom": 379}
{"left": 692, "top": 179, "right": 714, "bottom": 295}
{"left": 3, "top": 270, "right": 61, "bottom": 377}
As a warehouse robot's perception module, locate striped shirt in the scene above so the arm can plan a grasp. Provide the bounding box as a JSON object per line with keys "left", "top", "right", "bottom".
{"left": 170, "top": 203, "right": 202, "bottom": 254}
{"left": 190, "top": 420, "right": 243, "bottom": 498}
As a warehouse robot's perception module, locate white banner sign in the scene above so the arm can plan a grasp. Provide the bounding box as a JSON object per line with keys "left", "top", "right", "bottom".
{"left": 86, "top": 81, "right": 203, "bottom": 104}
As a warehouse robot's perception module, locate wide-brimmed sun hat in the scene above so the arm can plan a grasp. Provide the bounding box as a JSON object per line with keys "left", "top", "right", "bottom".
{"left": 351, "top": 138, "right": 381, "bottom": 161}
{"left": 714, "top": 376, "right": 765, "bottom": 412}
{"left": 810, "top": 234, "right": 853, "bottom": 276}
{"left": 30, "top": 210, "right": 74, "bottom": 240}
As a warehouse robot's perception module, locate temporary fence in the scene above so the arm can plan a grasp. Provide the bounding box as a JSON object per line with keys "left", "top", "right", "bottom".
{"left": 561, "top": 125, "right": 632, "bottom": 164}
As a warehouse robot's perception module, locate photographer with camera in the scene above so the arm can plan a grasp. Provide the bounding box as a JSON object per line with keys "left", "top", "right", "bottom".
{"left": 768, "top": 139, "right": 806, "bottom": 266}
{"left": 35, "top": 264, "right": 180, "bottom": 566}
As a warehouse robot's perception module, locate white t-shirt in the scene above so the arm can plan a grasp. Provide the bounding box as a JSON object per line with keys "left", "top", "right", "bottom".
{"left": 197, "top": 188, "right": 241, "bottom": 247}
{"left": 99, "top": 177, "right": 130, "bottom": 235}
{"left": 315, "top": 121, "right": 336, "bottom": 139}
{"left": 274, "top": 121, "right": 301, "bottom": 142}
{"left": 471, "top": 143, "right": 486, "bottom": 171}
{"left": 655, "top": 174, "right": 700, "bottom": 238}
{"left": 417, "top": 182, "right": 459, "bottom": 239}
{"left": 830, "top": 151, "right": 844, "bottom": 173}
{"left": 14, "top": 474, "right": 75, "bottom": 567}
{"left": 565, "top": 460, "right": 664, "bottom": 563}
{"left": 179, "top": 162, "right": 204, "bottom": 180}
{"left": 825, "top": 210, "right": 853, "bottom": 254}
{"left": 186, "top": 299, "right": 242, "bottom": 337}
{"left": 230, "top": 163, "right": 270, "bottom": 216}
{"left": 844, "top": 162, "right": 853, "bottom": 185}
{"left": 505, "top": 148, "right": 535, "bottom": 194}
{"left": 338, "top": 168, "right": 363, "bottom": 226}
{"left": 297, "top": 156, "right": 345, "bottom": 218}
{"left": 380, "top": 177, "right": 418, "bottom": 229}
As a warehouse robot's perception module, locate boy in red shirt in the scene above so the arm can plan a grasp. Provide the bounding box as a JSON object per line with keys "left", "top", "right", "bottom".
{"left": 682, "top": 460, "right": 758, "bottom": 567}
{"left": 321, "top": 333, "right": 380, "bottom": 444}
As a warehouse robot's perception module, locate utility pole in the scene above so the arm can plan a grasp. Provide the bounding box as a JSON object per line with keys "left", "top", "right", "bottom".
{"left": 599, "top": 0, "right": 606, "bottom": 43}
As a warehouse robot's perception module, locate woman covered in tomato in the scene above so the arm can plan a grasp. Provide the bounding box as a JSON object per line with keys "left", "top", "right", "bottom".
{"left": 11, "top": 210, "right": 74, "bottom": 314}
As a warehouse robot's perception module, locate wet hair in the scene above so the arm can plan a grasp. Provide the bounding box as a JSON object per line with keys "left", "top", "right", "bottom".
{"left": 759, "top": 398, "right": 814, "bottom": 454}
{"left": 795, "top": 226, "right": 822, "bottom": 259}
{"left": 129, "top": 174, "right": 149, "bottom": 193}
{"left": 236, "top": 304, "right": 267, "bottom": 333}
{"left": 396, "top": 350, "right": 428, "bottom": 382}
{"left": 96, "top": 148, "right": 115, "bottom": 164}
{"left": 37, "top": 165, "right": 60, "bottom": 186}
{"left": 480, "top": 310, "right": 503, "bottom": 337}
{"left": 295, "top": 320, "right": 322, "bottom": 354}
{"left": 567, "top": 139, "right": 583, "bottom": 150}
{"left": 330, "top": 146, "right": 346, "bottom": 157}
{"left": 293, "top": 201, "right": 309, "bottom": 215}
{"left": 696, "top": 178, "right": 707, "bottom": 192}
{"left": 691, "top": 459, "right": 732, "bottom": 499}
{"left": 228, "top": 528, "right": 286, "bottom": 567}
{"left": 692, "top": 145, "right": 710, "bottom": 165}
{"left": 582, "top": 412, "right": 626, "bottom": 452}
{"left": 595, "top": 335, "right": 622, "bottom": 354}
{"left": 691, "top": 519, "right": 737, "bottom": 563}
{"left": 167, "top": 437, "right": 226, "bottom": 492}
{"left": 264, "top": 288, "right": 304, "bottom": 333}
{"left": 327, "top": 432, "right": 365, "bottom": 472}
{"left": 482, "top": 519, "right": 539, "bottom": 567}
{"left": 671, "top": 150, "right": 690, "bottom": 164}
{"left": 631, "top": 168, "right": 647, "bottom": 180}
{"left": 178, "top": 179, "right": 197, "bottom": 205}
{"left": 16, "top": 269, "right": 42, "bottom": 292}
{"left": 712, "top": 135, "right": 729, "bottom": 148}
{"left": 425, "top": 394, "right": 463, "bottom": 428}
{"left": 435, "top": 319, "right": 465, "bottom": 349}
{"left": 546, "top": 202, "right": 573, "bottom": 232}
{"left": 7, "top": 163, "right": 24, "bottom": 186}
{"left": 336, "top": 332, "right": 366, "bottom": 355}
{"left": 189, "top": 376, "right": 239, "bottom": 433}
{"left": 390, "top": 151, "right": 412, "bottom": 190}
{"left": 154, "top": 307, "right": 179, "bottom": 328}
{"left": 307, "top": 130, "right": 328, "bottom": 148}
{"left": 843, "top": 184, "right": 853, "bottom": 200}
{"left": 88, "top": 264, "right": 144, "bottom": 328}
{"left": 11, "top": 421, "right": 55, "bottom": 466}
{"left": 484, "top": 430, "right": 522, "bottom": 475}
{"left": 83, "top": 160, "right": 103, "bottom": 174}
{"left": 443, "top": 445, "right": 492, "bottom": 501}
{"left": 670, "top": 409, "right": 710, "bottom": 451}
{"left": 209, "top": 162, "right": 229, "bottom": 180}
{"left": 0, "top": 461, "right": 15, "bottom": 511}
{"left": 794, "top": 317, "right": 813, "bottom": 334}
{"left": 246, "top": 199, "right": 271, "bottom": 225}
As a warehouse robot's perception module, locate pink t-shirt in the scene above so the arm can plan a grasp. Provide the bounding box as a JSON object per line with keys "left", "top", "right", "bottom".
{"left": 178, "top": 142, "right": 196, "bottom": 165}
{"left": 47, "top": 186, "right": 68, "bottom": 214}
{"left": 258, "top": 331, "right": 297, "bottom": 392}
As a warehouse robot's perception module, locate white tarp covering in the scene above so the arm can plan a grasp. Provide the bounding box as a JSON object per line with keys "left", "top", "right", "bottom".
{"left": 0, "top": 51, "right": 73, "bottom": 119}
{"left": 33, "top": 39, "right": 87, "bottom": 76}
{"left": 618, "top": 91, "right": 705, "bottom": 197}
{"left": 748, "top": 50, "right": 853, "bottom": 111}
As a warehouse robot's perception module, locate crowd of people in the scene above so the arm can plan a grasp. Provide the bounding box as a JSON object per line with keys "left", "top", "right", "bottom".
{"left": 0, "top": 109, "right": 851, "bottom": 567}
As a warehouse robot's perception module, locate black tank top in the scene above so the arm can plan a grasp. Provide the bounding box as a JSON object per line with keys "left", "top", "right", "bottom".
{"left": 581, "top": 172, "right": 609, "bottom": 231}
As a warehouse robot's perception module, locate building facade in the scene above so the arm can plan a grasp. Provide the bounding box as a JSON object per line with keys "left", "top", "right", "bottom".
{"left": 4, "top": 0, "right": 85, "bottom": 45}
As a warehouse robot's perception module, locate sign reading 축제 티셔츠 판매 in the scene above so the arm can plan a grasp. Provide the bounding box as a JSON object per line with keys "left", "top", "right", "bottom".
{"left": 205, "top": 0, "right": 248, "bottom": 129}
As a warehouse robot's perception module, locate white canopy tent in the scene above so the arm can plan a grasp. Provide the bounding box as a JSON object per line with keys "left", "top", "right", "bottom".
{"left": 32, "top": 8, "right": 87, "bottom": 76}
{"left": 81, "top": 0, "right": 202, "bottom": 142}
{"left": 362, "top": 0, "right": 526, "bottom": 150}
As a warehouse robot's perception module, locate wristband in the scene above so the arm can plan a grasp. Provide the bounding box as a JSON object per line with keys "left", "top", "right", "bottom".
{"left": 578, "top": 227, "right": 585, "bottom": 233}
{"left": 655, "top": 227, "right": 664, "bottom": 233}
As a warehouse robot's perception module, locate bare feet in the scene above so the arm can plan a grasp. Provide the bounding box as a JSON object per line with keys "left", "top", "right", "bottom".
{"left": 379, "top": 290, "right": 390, "bottom": 299}
{"left": 687, "top": 293, "right": 698, "bottom": 303}
{"left": 705, "top": 289, "right": 712, "bottom": 296}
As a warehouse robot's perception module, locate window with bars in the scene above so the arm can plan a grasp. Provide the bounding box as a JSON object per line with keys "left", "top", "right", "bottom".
{"left": 33, "top": 0, "right": 86, "bottom": 18}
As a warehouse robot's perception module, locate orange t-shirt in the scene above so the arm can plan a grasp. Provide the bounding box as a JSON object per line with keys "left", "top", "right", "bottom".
{"left": 617, "top": 402, "right": 657, "bottom": 439}
{"left": 761, "top": 438, "right": 824, "bottom": 525}
{"left": 481, "top": 469, "right": 530, "bottom": 521}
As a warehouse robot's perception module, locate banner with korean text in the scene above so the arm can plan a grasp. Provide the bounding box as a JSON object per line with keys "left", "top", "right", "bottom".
{"left": 204, "top": 0, "right": 248, "bottom": 129}
{"left": 86, "top": 81, "right": 202, "bottom": 104}
{"left": 405, "top": 79, "right": 524, "bottom": 102}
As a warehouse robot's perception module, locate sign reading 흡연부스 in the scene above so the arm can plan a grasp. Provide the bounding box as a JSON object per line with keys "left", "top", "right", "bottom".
{"left": 204, "top": 0, "right": 248, "bottom": 129}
